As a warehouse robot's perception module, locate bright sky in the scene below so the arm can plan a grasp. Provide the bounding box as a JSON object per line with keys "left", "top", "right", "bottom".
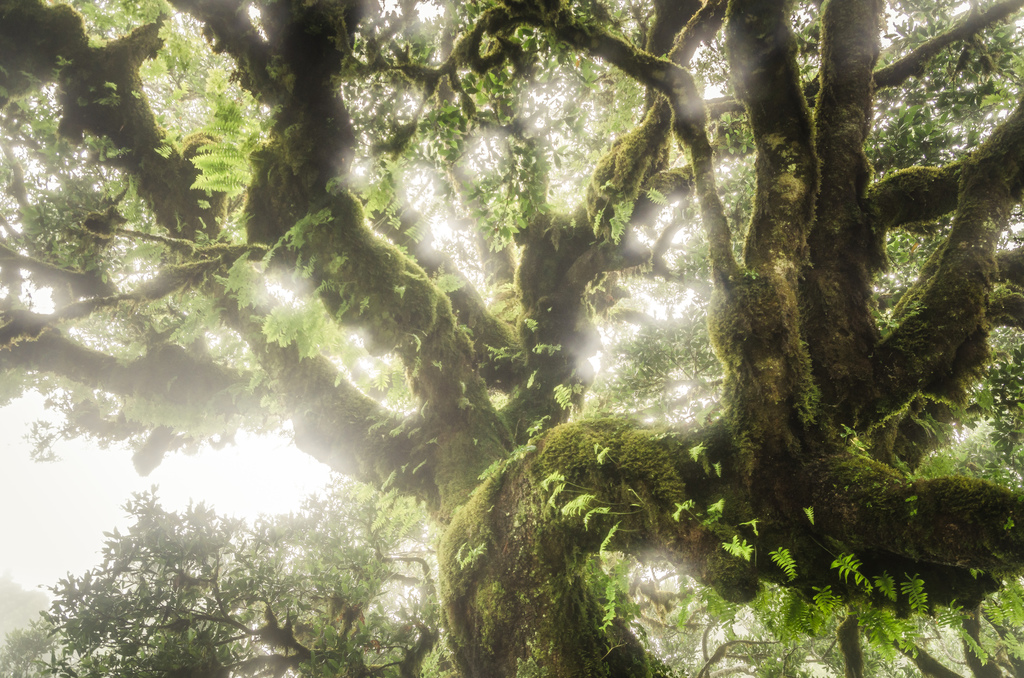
{"left": 0, "top": 392, "right": 333, "bottom": 593}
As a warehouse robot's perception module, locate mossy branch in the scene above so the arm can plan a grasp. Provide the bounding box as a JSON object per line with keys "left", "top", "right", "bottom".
{"left": 873, "top": 99, "right": 1024, "bottom": 416}
{"left": 0, "top": 2, "right": 226, "bottom": 240}
{"left": 0, "top": 243, "right": 114, "bottom": 300}
{"left": 167, "top": 0, "right": 281, "bottom": 103}
{"left": 667, "top": 0, "right": 727, "bottom": 65}
{"left": 810, "top": 453, "right": 1024, "bottom": 576}
{"left": 867, "top": 163, "right": 964, "bottom": 232}
{"left": 219, "top": 295, "right": 436, "bottom": 504}
{"left": 0, "top": 331, "right": 252, "bottom": 418}
{"left": 996, "top": 248, "right": 1024, "bottom": 287}
{"left": 988, "top": 286, "right": 1024, "bottom": 330}
{"left": 725, "top": 0, "right": 816, "bottom": 272}
{"left": 798, "top": 0, "right": 886, "bottom": 422}
{"left": 902, "top": 642, "right": 966, "bottom": 678}
{"left": 368, "top": 195, "right": 525, "bottom": 393}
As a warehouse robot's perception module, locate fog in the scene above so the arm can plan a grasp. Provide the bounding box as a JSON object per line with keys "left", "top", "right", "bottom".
{"left": 0, "top": 392, "right": 333, "bottom": 596}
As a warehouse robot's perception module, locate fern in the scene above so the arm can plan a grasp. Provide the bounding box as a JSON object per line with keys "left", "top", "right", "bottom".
{"left": 722, "top": 535, "right": 754, "bottom": 561}
{"left": 859, "top": 607, "right": 917, "bottom": 658}
{"left": 803, "top": 506, "right": 815, "bottom": 525}
{"left": 553, "top": 383, "right": 579, "bottom": 410}
{"left": 540, "top": 471, "right": 566, "bottom": 506}
{"left": 599, "top": 522, "right": 620, "bottom": 556}
{"left": 960, "top": 626, "right": 989, "bottom": 664}
{"left": 936, "top": 602, "right": 966, "bottom": 628}
{"left": 608, "top": 200, "right": 634, "bottom": 244}
{"left": 873, "top": 572, "right": 898, "bottom": 602}
{"left": 705, "top": 498, "right": 725, "bottom": 523}
{"left": 780, "top": 590, "right": 814, "bottom": 635}
{"left": 561, "top": 493, "right": 596, "bottom": 518}
{"left": 455, "top": 542, "right": 487, "bottom": 569}
{"left": 583, "top": 506, "right": 610, "bottom": 529}
{"left": 646, "top": 187, "right": 668, "bottom": 205}
{"left": 769, "top": 547, "right": 798, "bottom": 581}
{"left": 672, "top": 500, "right": 695, "bottom": 522}
{"left": 831, "top": 553, "right": 872, "bottom": 592}
{"left": 811, "top": 585, "right": 841, "bottom": 617}
{"left": 990, "top": 579, "right": 1024, "bottom": 625}
{"left": 901, "top": 573, "right": 929, "bottom": 614}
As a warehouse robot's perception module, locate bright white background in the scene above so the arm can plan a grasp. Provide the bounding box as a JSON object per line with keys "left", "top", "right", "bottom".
{"left": 0, "top": 392, "right": 332, "bottom": 592}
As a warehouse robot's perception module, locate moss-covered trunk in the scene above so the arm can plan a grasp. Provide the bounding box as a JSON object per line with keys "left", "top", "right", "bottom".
{"left": 439, "top": 461, "right": 672, "bottom": 677}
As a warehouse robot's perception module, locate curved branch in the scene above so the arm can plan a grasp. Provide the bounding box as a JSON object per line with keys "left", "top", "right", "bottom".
{"left": 0, "top": 242, "right": 114, "bottom": 299}
{"left": 989, "top": 285, "right": 1024, "bottom": 329}
{"left": 667, "top": 0, "right": 727, "bottom": 66}
{"left": 166, "top": 0, "right": 281, "bottom": 103}
{"left": 809, "top": 453, "right": 1024, "bottom": 576}
{"left": 219, "top": 295, "right": 442, "bottom": 505}
{"left": 0, "top": 331, "right": 251, "bottom": 416}
{"left": 996, "top": 248, "right": 1024, "bottom": 286}
{"left": 874, "top": 0, "right": 1024, "bottom": 90}
{"left": 370, "top": 198, "right": 525, "bottom": 392}
{"left": 0, "top": 2, "right": 225, "bottom": 239}
{"left": 873, "top": 98, "right": 1024, "bottom": 415}
{"left": 903, "top": 642, "right": 966, "bottom": 678}
{"left": 867, "top": 163, "right": 964, "bottom": 232}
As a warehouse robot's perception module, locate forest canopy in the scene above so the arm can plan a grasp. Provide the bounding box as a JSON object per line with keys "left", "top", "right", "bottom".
{"left": 4, "top": 0, "right": 1024, "bottom": 675}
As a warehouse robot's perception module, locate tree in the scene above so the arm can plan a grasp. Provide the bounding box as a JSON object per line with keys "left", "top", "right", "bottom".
{"left": 33, "top": 484, "right": 440, "bottom": 678}
{"left": 0, "top": 573, "right": 48, "bottom": 642}
{"left": 3, "top": 0, "right": 1024, "bottom": 674}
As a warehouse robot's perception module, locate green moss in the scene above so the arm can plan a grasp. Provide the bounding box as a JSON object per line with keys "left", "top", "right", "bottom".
{"left": 474, "top": 581, "right": 511, "bottom": 653}
{"left": 439, "top": 472, "right": 503, "bottom": 602}
{"left": 585, "top": 100, "right": 670, "bottom": 232}
{"left": 535, "top": 419, "right": 688, "bottom": 507}
{"left": 703, "top": 546, "right": 759, "bottom": 603}
{"left": 0, "top": 0, "right": 89, "bottom": 104}
{"left": 867, "top": 164, "right": 961, "bottom": 232}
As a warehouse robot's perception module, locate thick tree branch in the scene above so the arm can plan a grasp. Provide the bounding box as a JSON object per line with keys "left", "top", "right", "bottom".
{"left": 809, "top": 453, "right": 1024, "bottom": 577}
{"left": 801, "top": 0, "right": 885, "bottom": 422}
{"left": 726, "top": 0, "right": 816, "bottom": 273}
{"left": 286, "top": 193, "right": 510, "bottom": 514}
{"left": 989, "top": 285, "right": 1024, "bottom": 329}
{"left": 996, "top": 248, "right": 1024, "bottom": 286}
{"left": 217, "top": 293, "right": 441, "bottom": 505}
{"left": 667, "top": 0, "right": 727, "bottom": 66}
{"left": 904, "top": 642, "right": 966, "bottom": 678}
{"left": 0, "top": 331, "right": 251, "bottom": 420}
{"left": 0, "top": 1, "right": 225, "bottom": 240}
{"left": 837, "top": 615, "right": 865, "bottom": 678}
{"left": 166, "top": 0, "right": 281, "bottom": 103}
{"left": 868, "top": 162, "right": 964, "bottom": 232}
{"left": 370, "top": 204, "right": 524, "bottom": 392}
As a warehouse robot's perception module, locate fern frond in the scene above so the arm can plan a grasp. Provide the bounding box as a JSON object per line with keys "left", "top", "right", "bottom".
{"left": 561, "top": 493, "right": 596, "bottom": 518}
{"left": 900, "top": 573, "right": 929, "bottom": 614}
{"left": 769, "top": 547, "right": 798, "bottom": 581}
